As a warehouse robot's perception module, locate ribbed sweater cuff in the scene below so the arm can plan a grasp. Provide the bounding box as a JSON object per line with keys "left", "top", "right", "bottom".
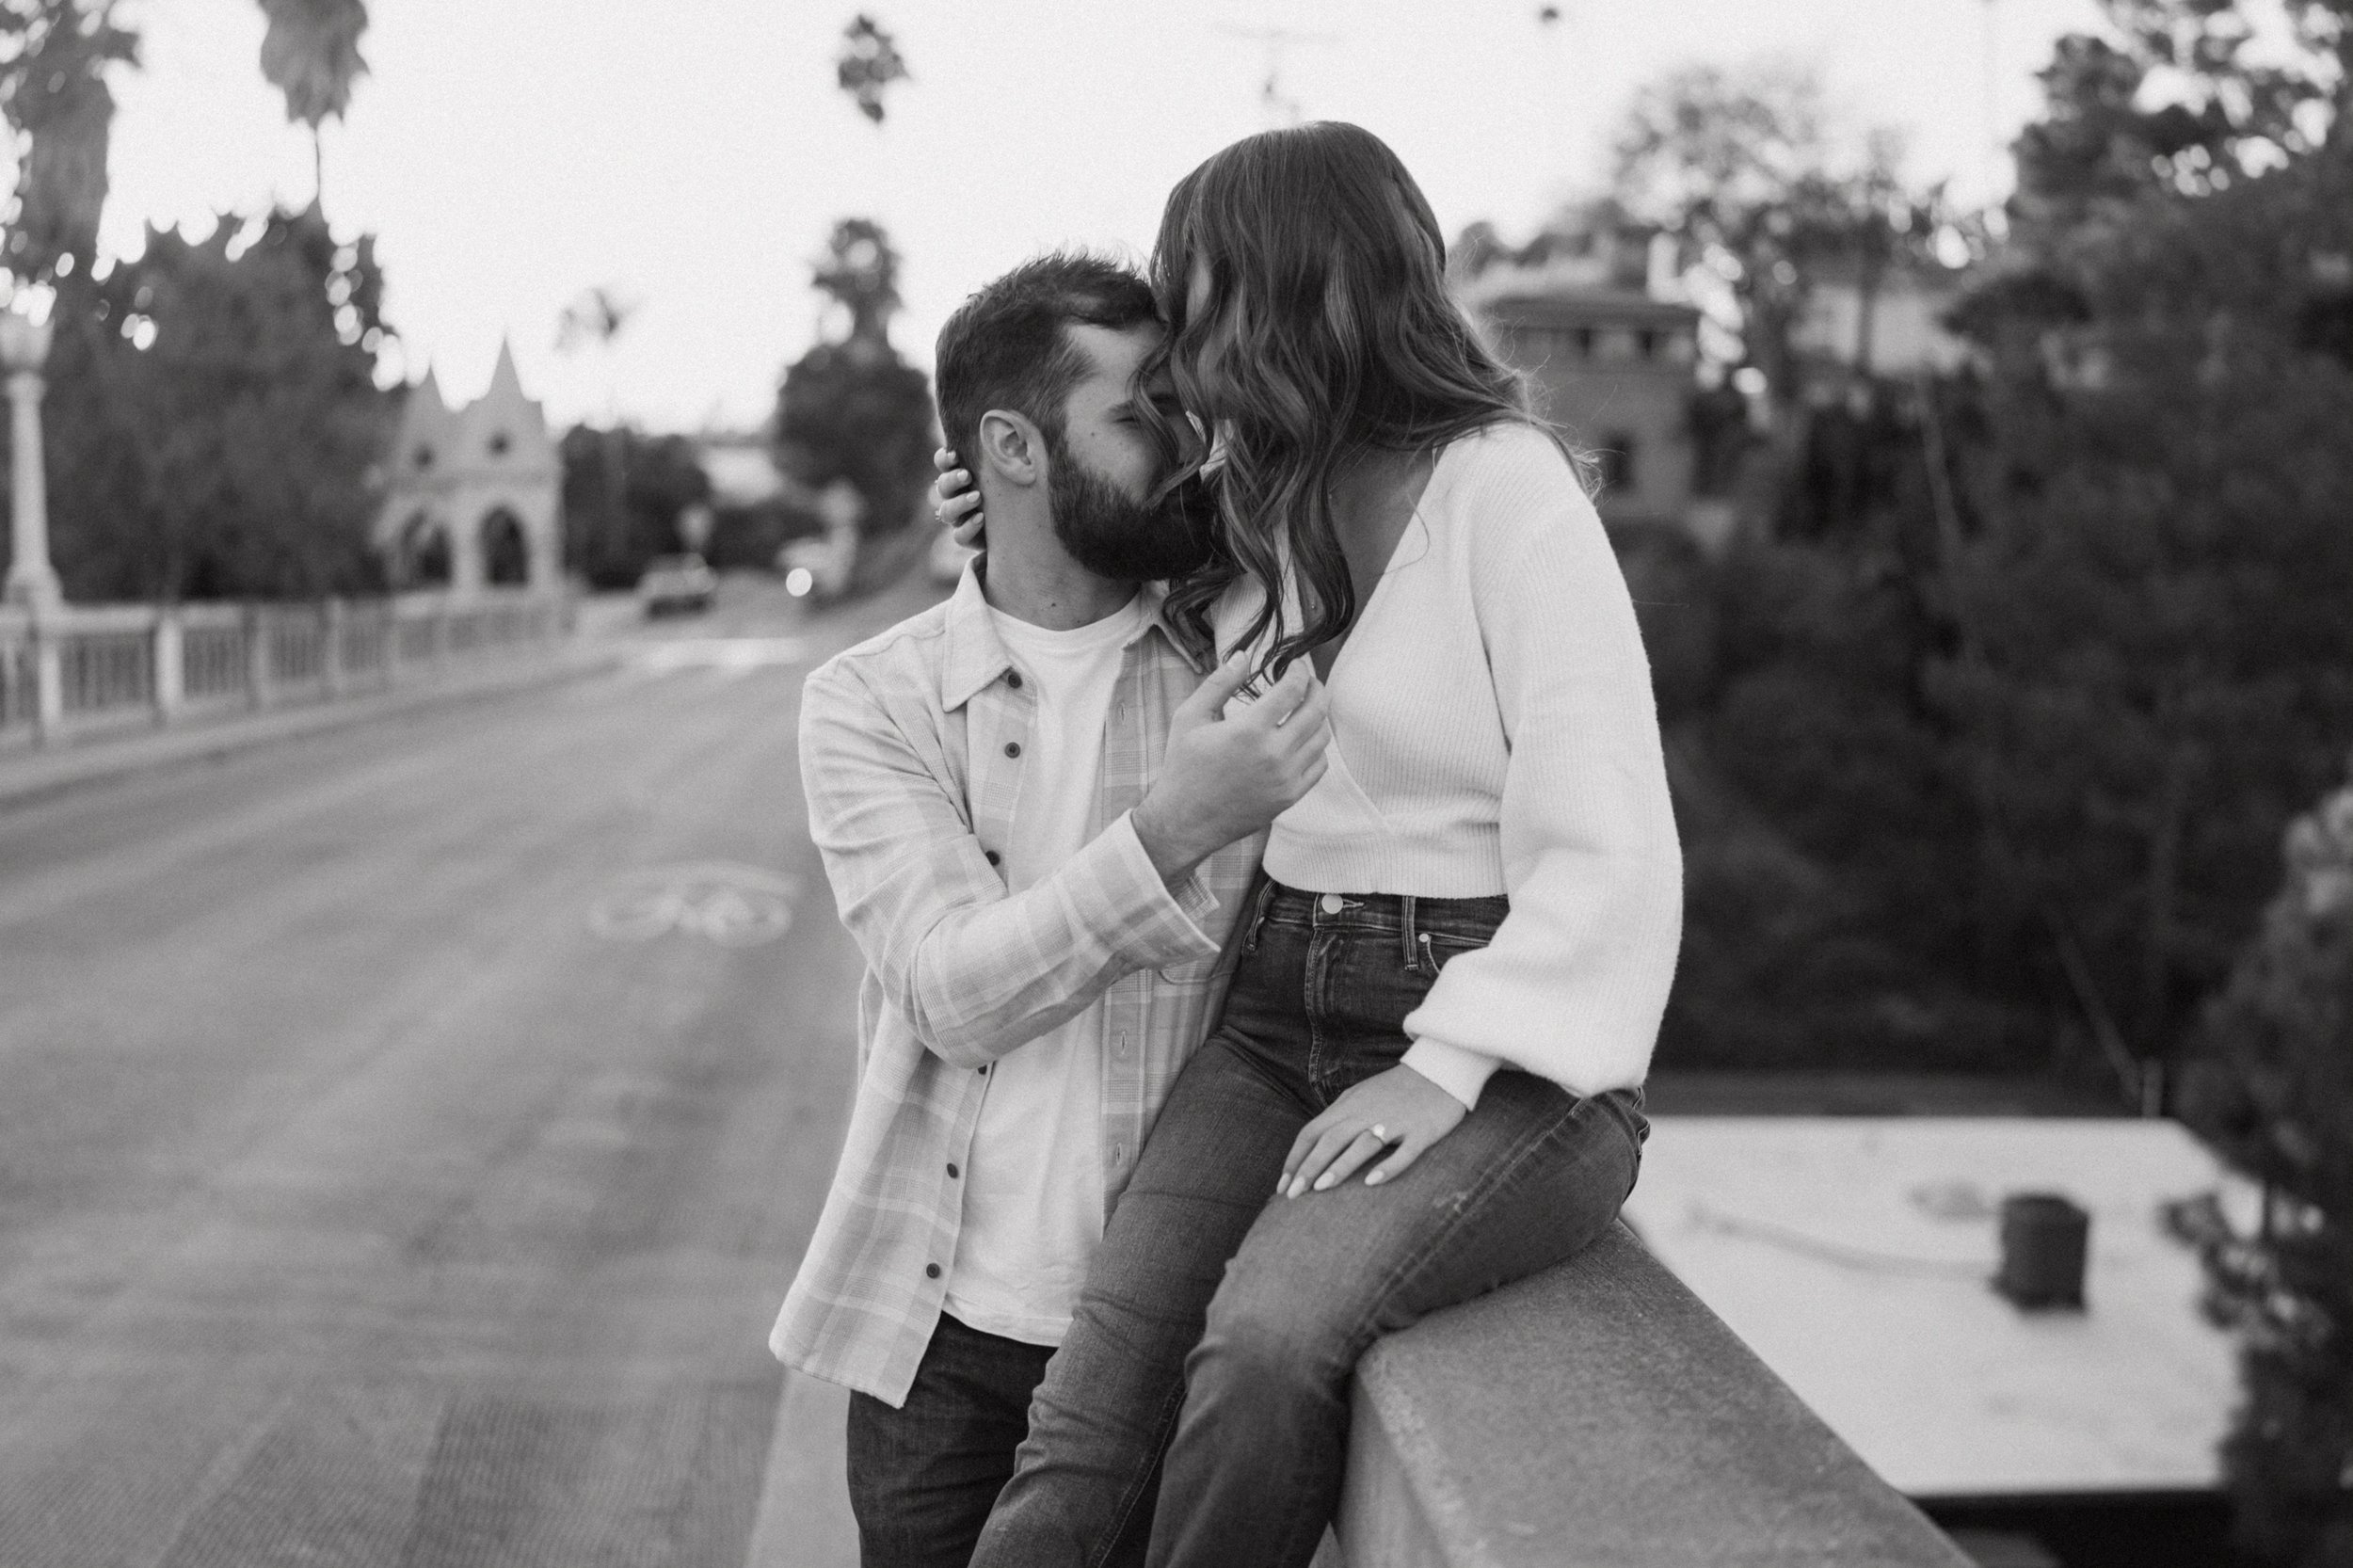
{"left": 1400, "top": 1037, "right": 1501, "bottom": 1110}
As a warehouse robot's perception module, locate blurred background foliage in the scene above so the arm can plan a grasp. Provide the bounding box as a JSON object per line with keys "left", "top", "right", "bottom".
{"left": 0, "top": 0, "right": 386, "bottom": 601}
{"left": 556, "top": 424, "right": 712, "bottom": 592}
{"left": 44, "top": 207, "right": 392, "bottom": 600}
{"left": 1532, "top": 0, "right": 2353, "bottom": 1111}
{"left": 774, "top": 216, "right": 936, "bottom": 546}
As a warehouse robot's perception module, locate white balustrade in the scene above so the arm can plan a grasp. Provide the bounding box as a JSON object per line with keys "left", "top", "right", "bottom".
{"left": 0, "top": 587, "right": 569, "bottom": 749}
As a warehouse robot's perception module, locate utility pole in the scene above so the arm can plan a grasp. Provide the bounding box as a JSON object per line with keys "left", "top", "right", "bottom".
{"left": 1979, "top": 0, "right": 2004, "bottom": 201}
{"left": 1216, "top": 23, "right": 1338, "bottom": 129}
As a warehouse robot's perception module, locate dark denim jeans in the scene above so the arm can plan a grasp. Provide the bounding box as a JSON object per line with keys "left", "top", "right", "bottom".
{"left": 845, "top": 1312, "right": 1055, "bottom": 1568}
{"left": 970, "top": 881, "right": 1647, "bottom": 1568}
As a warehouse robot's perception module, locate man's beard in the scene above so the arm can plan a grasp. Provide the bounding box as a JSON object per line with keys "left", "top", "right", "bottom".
{"left": 1045, "top": 440, "right": 1219, "bottom": 584}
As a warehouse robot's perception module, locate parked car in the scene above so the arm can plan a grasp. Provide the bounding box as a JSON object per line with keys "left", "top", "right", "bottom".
{"left": 638, "top": 553, "right": 717, "bottom": 616}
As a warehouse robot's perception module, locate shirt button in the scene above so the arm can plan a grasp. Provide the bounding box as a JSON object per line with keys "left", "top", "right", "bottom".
{"left": 1006, "top": 670, "right": 1023, "bottom": 689}
{"left": 1320, "top": 892, "right": 1346, "bottom": 915}
{"left": 925, "top": 1263, "right": 941, "bottom": 1279}
{"left": 984, "top": 850, "right": 1000, "bottom": 866}
{"left": 1115, "top": 1032, "right": 1129, "bottom": 1058}
{"left": 1112, "top": 1144, "right": 1127, "bottom": 1162}
{"left": 1004, "top": 742, "right": 1021, "bottom": 759}
{"left": 946, "top": 1162, "right": 960, "bottom": 1178}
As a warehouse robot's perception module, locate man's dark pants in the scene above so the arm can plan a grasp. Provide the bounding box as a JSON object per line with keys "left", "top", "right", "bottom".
{"left": 845, "top": 1312, "right": 1054, "bottom": 1568}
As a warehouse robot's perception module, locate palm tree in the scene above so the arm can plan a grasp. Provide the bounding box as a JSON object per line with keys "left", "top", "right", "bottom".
{"left": 255, "top": 0, "right": 368, "bottom": 209}
{"left": 0, "top": 0, "right": 140, "bottom": 279}
{"left": 836, "top": 14, "right": 908, "bottom": 124}
{"left": 556, "top": 287, "right": 640, "bottom": 573}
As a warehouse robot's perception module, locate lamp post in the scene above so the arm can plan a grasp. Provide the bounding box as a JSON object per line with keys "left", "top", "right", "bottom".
{"left": 0, "top": 298, "right": 60, "bottom": 614}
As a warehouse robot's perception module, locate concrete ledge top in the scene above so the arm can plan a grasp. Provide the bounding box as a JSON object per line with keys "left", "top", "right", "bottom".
{"left": 1348, "top": 1224, "right": 1974, "bottom": 1568}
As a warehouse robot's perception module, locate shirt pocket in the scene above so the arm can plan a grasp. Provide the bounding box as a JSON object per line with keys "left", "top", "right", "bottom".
{"left": 1154, "top": 954, "right": 1224, "bottom": 985}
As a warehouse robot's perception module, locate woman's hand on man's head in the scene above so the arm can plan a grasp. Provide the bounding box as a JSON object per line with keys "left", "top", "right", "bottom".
{"left": 932, "top": 447, "right": 986, "bottom": 548}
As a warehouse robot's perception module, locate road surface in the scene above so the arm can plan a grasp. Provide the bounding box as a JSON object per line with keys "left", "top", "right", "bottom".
{"left": 0, "top": 574, "right": 937, "bottom": 1567}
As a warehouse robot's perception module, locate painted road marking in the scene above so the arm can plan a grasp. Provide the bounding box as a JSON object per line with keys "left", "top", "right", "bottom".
{"left": 589, "top": 862, "right": 804, "bottom": 948}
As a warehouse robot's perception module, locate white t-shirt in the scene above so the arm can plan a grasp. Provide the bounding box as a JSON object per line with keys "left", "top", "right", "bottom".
{"left": 943, "top": 593, "right": 1144, "bottom": 1345}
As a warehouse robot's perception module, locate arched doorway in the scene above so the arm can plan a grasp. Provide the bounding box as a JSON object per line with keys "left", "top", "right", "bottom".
{"left": 397, "top": 512, "right": 452, "bottom": 588}
{"left": 481, "top": 507, "right": 530, "bottom": 587}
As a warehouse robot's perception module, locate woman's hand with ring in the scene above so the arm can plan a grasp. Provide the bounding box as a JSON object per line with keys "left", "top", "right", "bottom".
{"left": 932, "top": 446, "right": 986, "bottom": 547}
{"left": 1279, "top": 1063, "right": 1467, "bottom": 1198}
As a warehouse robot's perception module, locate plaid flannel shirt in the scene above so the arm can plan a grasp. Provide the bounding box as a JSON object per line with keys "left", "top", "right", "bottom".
{"left": 771, "top": 566, "right": 1264, "bottom": 1405}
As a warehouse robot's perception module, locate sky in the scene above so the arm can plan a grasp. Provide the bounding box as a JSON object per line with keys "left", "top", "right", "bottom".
{"left": 95, "top": 0, "right": 2107, "bottom": 433}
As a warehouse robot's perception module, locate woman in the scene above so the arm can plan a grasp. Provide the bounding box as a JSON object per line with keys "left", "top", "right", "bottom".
{"left": 941, "top": 122, "right": 1682, "bottom": 1568}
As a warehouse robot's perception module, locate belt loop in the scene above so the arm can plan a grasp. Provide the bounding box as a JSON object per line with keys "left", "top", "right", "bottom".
{"left": 1242, "top": 875, "right": 1277, "bottom": 955}
{"left": 1400, "top": 893, "right": 1418, "bottom": 968}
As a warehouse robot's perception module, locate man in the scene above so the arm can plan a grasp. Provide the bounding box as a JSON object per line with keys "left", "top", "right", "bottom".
{"left": 770, "top": 253, "right": 1328, "bottom": 1568}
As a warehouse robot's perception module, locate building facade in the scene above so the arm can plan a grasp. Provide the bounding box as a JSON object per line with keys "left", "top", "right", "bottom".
{"left": 375, "top": 343, "right": 562, "bottom": 596}
{"left": 1470, "top": 284, "right": 1703, "bottom": 531}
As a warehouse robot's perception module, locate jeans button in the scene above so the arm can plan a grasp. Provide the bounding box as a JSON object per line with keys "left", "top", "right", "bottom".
{"left": 1319, "top": 892, "right": 1345, "bottom": 915}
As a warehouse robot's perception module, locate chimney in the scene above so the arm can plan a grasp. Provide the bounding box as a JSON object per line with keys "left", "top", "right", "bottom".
{"left": 1993, "top": 1192, "right": 2090, "bottom": 1311}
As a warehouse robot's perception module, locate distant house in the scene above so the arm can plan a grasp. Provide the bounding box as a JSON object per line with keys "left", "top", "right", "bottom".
{"left": 1466, "top": 276, "right": 1703, "bottom": 533}
{"left": 376, "top": 343, "right": 561, "bottom": 596}
{"left": 1793, "top": 262, "right": 1975, "bottom": 378}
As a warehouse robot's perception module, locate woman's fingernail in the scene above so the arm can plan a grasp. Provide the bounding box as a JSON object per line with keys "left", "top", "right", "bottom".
{"left": 1313, "top": 1171, "right": 1336, "bottom": 1192}
{"left": 1366, "top": 1171, "right": 1387, "bottom": 1186}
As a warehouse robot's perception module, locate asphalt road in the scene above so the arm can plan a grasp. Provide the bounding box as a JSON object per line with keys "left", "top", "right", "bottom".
{"left": 0, "top": 573, "right": 941, "bottom": 1568}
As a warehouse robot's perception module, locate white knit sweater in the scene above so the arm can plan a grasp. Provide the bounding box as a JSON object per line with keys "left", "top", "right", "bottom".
{"left": 1214, "top": 422, "right": 1684, "bottom": 1105}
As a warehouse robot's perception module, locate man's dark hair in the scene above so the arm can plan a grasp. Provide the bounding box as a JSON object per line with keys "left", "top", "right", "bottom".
{"left": 935, "top": 251, "right": 1159, "bottom": 466}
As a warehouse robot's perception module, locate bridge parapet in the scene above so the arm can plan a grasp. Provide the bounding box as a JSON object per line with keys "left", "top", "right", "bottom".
{"left": 0, "top": 587, "right": 570, "bottom": 745}
{"left": 1333, "top": 1223, "right": 1974, "bottom": 1568}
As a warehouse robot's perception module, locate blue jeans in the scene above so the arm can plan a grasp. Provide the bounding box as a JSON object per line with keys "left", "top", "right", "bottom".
{"left": 970, "top": 881, "right": 1647, "bottom": 1568}
{"left": 845, "top": 1312, "right": 1055, "bottom": 1568}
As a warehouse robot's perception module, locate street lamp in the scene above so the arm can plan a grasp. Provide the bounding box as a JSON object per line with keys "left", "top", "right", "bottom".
{"left": 0, "top": 286, "right": 60, "bottom": 613}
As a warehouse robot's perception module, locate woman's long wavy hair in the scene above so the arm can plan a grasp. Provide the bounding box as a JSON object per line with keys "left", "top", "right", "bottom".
{"left": 1144, "top": 121, "right": 1557, "bottom": 671}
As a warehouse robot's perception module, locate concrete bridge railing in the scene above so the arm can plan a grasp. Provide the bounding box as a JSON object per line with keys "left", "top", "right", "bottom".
{"left": 1332, "top": 1224, "right": 1974, "bottom": 1568}
{"left": 0, "top": 587, "right": 569, "bottom": 745}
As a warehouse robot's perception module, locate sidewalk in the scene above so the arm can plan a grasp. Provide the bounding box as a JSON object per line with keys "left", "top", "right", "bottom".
{"left": 0, "top": 636, "right": 624, "bottom": 811}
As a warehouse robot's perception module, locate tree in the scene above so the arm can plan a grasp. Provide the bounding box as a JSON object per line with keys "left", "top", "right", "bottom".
{"left": 835, "top": 13, "right": 908, "bottom": 125}
{"left": 2181, "top": 759, "right": 2353, "bottom": 1568}
{"left": 0, "top": 0, "right": 138, "bottom": 279}
{"left": 808, "top": 216, "right": 901, "bottom": 344}
{"left": 1620, "top": 2, "right": 2353, "bottom": 1100}
{"left": 554, "top": 285, "right": 638, "bottom": 582}
{"left": 774, "top": 218, "right": 933, "bottom": 546}
{"left": 1933, "top": 0, "right": 2353, "bottom": 1096}
{"left": 0, "top": 1, "right": 398, "bottom": 605}
{"left": 557, "top": 424, "right": 710, "bottom": 590}
{"left": 30, "top": 206, "right": 392, "bottom": 600}
{"left": 1609, "top": 60, "right": 1946, "bottom": 425}
{"left": 255, "top": 0, "right": 368, "bottom": 207}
